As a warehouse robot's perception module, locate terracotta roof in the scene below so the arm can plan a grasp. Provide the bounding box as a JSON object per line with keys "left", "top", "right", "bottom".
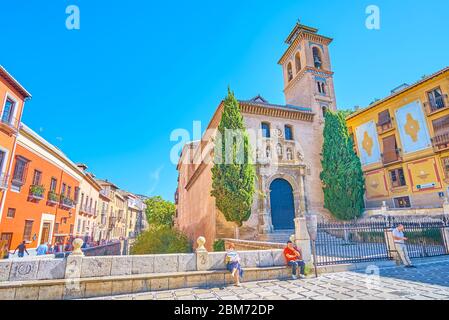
{"left": 239, "top": 98, "right": 312, "bottom": 113}
{"left": 347, "top": 66, "right": 449, "bottom": 120}
{"left": 0, "top": 65, "right": 32, "bottom": 99}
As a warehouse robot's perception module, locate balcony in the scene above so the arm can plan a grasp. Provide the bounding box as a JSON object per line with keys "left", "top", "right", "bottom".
{"left": 29, "top": 185, "right": 45, "bottom": 201}
{"left": 80, "top": 204, "right": 95, "bottom": 216}
{"left": 60, "top": 195, "right": 75, "bottom": 210}
{"left": 0, "top": 115, "right": 20, "bottom": 136}
{"left": 47, "top": 191, "right": 60, "bottom": 205}
{"left": 424, "top": 94, "right": 449, "bottom": 115}
{"left": 431, "top": 132, "right": 449, "bottom": 152}
{"left": 381, "top": 148, "right": 402, "bottom": 165}
{"left": 376, "top": 118, "right": 395, "bottom": 134}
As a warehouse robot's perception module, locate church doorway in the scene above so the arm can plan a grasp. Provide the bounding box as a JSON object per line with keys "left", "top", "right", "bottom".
{"left": 269, "top": 178, "right": 295, "bottom": 230}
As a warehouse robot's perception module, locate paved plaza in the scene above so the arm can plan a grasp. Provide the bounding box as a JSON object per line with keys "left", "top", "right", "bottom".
{"left": 90, "top": 257, "right": 449, "bottom": 300}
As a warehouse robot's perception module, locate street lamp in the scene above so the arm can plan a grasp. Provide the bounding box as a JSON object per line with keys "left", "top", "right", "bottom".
{"left": 305, "top": 214, "right": 318, "bottom": 278}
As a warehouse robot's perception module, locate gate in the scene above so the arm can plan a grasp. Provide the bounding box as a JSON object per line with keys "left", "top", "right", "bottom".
{"left": 315, "top": 216, "right": 449, "bottom": 266}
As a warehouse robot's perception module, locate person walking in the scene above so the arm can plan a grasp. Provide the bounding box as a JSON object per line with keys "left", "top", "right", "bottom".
{"left": 392, "top": 224, "right": 415, "bottom": 268}
{"left": 13, "top": 241, "right": 29, "bottom": 258}
{"left": 224, "top": 243, "right": 243, "bottom": 287}
{"left": 284, "top": 241, "right": 306, "bottom": 280}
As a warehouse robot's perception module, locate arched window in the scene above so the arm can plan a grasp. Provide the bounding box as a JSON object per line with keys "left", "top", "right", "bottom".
{"left": 284, "top": 125, "right": 293, "bottom": 141}
{"left": 313, "top": 47, "right": 323, "bottom": 69}
{"left": 276, "top": 144, "right": 283, "bottom": 157}
{"left": 287, "top": 62, "right": 293, "bottom": 81}
{"left": 322, "top": 105, "right": 328, "bottom": 117}
{"left": 286, "top": 148, "right": 293, "bottom": 160}
{"left": 261, "top": 122, "right": 271, "bottom": 138}
{"left": 317, "top": 81, "right": 326, "bottom": 95}
{"left": 295, "top": 52, "right": 301, "bottom": 73}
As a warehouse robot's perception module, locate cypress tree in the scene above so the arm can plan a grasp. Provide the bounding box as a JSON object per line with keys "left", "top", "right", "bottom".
{"left": 211, "top": 88, "right": 256, "bottom": 235}
{"left": 320, "top": 111, "right": 365, "bottom": 220}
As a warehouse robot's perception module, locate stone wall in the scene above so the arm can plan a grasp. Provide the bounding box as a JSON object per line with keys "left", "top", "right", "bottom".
{"left": 223, "top": 239, "right": 285, "bottom": 251}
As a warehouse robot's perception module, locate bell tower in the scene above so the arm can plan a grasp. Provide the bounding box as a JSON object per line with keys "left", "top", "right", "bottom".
{"left": 278, "top": 21, "right": 337, "bottom": 120}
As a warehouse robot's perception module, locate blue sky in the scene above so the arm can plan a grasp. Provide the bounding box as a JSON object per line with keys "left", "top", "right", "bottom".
{"left": 1, "top": 0, "right": 448, "bottom": 201}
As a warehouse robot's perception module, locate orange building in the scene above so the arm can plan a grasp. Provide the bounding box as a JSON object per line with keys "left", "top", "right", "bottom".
{"left": 0, "top": 66, "right": 31, "bottom": 223}
{"left": 0, "top": 124, "right": 84, "bottom": 252}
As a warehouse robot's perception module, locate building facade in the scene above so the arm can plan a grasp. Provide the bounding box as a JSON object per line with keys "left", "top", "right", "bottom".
{"left": 74, "top": 164, "right": 101, "bottom": 241}
{"left": 175, "top": 23, "right": 337, "bottom": 249}
{"left": 346, "top": 67, "right": 449, "bottom": 210}
{"left": 0, "top": 66, "right": 31, "bottom": 223}
{"left": 0, "top": 125, "right": 82, "bottom": 252}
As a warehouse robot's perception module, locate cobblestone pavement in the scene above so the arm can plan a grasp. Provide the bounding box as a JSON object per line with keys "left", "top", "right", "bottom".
{"left": 92, "top": 257, "right": 449, "bottom": 300}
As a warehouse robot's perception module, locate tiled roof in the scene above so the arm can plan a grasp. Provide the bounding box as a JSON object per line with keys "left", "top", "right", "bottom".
{"left": 239, "top": 97, "right": 312, "bottom": 113}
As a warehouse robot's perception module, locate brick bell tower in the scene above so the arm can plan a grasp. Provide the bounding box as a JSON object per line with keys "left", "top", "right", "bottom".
{"left": 277, "top": 21, "right": 337, "bottom": 217}
{"left": 278, "top": 21, "right": 337, "bottom": 120}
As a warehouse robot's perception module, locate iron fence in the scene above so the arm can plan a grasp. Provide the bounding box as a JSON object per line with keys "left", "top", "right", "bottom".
{"left": 315, "top": 216, "right": 449, "bottom": 266}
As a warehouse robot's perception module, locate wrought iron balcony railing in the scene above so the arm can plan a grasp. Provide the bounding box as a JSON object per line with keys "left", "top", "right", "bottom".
{"left": 424, "top": 94, "right": 449, "bottom": 114}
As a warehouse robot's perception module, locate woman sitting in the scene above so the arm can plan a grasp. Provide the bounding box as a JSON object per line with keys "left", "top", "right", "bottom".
{"left": 225, "top": 243, "right": 243, "bottom": 287}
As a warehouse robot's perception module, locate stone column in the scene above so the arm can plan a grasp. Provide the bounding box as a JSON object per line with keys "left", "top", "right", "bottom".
{"left": 259, "top": 177, "right": 273, "bottom": 234}
{"left": 294, "top": 217, "right": 312, "bottom": 263}
{"left": 298, "top": 168, "right": 307, "bottom": 216}
{"left": 196, "top": 236, "right": 209, "bottom": 271}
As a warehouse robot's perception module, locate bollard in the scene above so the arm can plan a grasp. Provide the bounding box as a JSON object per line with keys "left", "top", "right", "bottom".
{"left": 196, "top": 236, "right": 209, "bottom": 271}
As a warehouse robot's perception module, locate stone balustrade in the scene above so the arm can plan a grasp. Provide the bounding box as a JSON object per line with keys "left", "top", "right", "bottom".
{"left": 0, "top": 237, "right": 292, "bottom": 300}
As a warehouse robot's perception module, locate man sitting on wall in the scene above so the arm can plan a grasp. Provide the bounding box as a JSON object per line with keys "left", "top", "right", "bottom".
{"left": 284, "top": 241, "right": 306, "bottom": 280}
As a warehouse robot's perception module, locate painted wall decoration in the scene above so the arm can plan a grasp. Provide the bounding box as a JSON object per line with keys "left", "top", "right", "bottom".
{"left": 395, "top": 101, "right": 432, "bottom": 154}
{"left": 365, "top": 170, "right": 389, "bottom": 199}
{"left": 355, "top": 120, "right": 381, "bottom": 166}
{"left": 406, "top": 157, "right": 442, "bottom": 193}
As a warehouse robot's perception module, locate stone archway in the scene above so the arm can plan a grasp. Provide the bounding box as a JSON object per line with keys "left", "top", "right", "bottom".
{"left": 269, "top": 178, "right": 295, "bottom": 230}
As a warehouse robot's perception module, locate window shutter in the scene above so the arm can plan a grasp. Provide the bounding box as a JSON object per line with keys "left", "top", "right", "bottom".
{"left": 382, "top": 135, "right": 397, "bottom": 163}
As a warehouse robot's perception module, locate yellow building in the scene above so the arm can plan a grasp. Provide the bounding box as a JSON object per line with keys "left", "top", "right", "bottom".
{"left": 346, "top": 66, "right": 449, "bottom": 210}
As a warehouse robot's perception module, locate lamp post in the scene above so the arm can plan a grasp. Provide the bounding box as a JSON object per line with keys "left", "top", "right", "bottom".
{"left": 305, "top": 214, "right": 318, "bottom": 278}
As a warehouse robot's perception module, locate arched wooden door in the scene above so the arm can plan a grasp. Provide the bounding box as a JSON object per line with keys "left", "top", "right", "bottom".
{"left": 270, "top": 178, "right": 295, "bottom": 230}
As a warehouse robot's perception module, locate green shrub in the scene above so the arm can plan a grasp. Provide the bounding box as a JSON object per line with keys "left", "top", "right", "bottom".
{"left": 130, "top": 227, "right": 192, "bottom": 255}
{"left": 213, "top": 239, "right": 225, "bottom": 252}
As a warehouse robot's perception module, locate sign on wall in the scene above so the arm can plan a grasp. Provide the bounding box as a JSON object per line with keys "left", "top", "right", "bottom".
{"left": 355, "top": 120, "right": 381, "bottom": 166}
{"left": 395, "top": 101, "right": 432, "bottom": 154}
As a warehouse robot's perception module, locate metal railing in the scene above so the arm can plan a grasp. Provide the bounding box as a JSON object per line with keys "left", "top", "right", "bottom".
{"left": 0, "top": 115, "right": 20, "bottom": 133}
{"left": 315, "top": 217, "right": 448, "bottom": 266}
{"left": 431, "top": 132, "right": 449, "bottom": 151}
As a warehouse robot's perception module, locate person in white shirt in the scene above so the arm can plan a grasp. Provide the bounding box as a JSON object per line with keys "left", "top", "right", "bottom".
{"left": 392, "top": 224, "right": 415, "bottom": 268}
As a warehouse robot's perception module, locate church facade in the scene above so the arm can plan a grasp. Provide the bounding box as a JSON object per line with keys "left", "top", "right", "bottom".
{"left": 175, "top": 23, "right": 337, "bottom": 249}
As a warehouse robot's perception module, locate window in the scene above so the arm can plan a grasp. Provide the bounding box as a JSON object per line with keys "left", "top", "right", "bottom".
{"left": 317, "top": 81, "right": 326, "bottom": 95}
{"left": 67, "top": 186, "right": 72, "bottom": 198}
{"left": 394, "top": 196, "right": 411, "bottom": 208}
{"left": 74, "top": 187, "right": 80, "bottom": 203}
{"left": 295, "top": 52, "right": 301, "bottom": 73}
{"left": 61, "top": 183, "right": 66, "bottom": 196}
{"left": 11, "top": 156, "right": 29, "bottom": 187}
{"left": 284, "top": 125, "right": 293, "bottom": 141}
{"left": 312, "top": 47, "right": 323, "bottom": 69}
{"left": 77, "top": 219, "right": 81, "bottom": 232}
{"left": 23, "top": 220, "right": 34, "bottom": 242}
{"left": 0, "top": 150, "right": 6, "bottom": 174}
{"left": 390, "top": 168, "right": 406, "bottom": 188}
{"left": 1, "top": 98, "right": 15, "bottom": 124}
{"left": 427, "top": 87, "right": 445, "bottom": 112}
{"left": 378, "top": 110, "right": 391, "bottom": 126}
{"left": 287, "top": 62, "right": 293, "bottom": 81}
{"left": 82, "top": 220, "right": 86, "bottom": 233}
{"left": 32, "top": 170, "right": 42, "bottom": 186}
{"left": 69, "top": 224, "right": 74, "bottom": 235}
{"left": 54, "top": 223, "right": 59, "bottom": 234}
{"left": 6, "top": 208, "right": 15, "bottom": 218}
{"left": 80, "top": 193, "right": 84, "bottom": 209}
{"left": 50, "top": 178, "right": 57, "bottom": 192}
{"left": 0, "top": 233, "right": 13, "bottom": 251}
{"left": 382, "top": 135, "right": 399, "bottom": 164}
{"left": 322, "top": 105, "right": 328, "bottom": 118}
{"left": 261, "top": 123, "right": 271, "bottom": 138}
{"left": 432, "top": 115, "right": 449, "bottom": 136}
